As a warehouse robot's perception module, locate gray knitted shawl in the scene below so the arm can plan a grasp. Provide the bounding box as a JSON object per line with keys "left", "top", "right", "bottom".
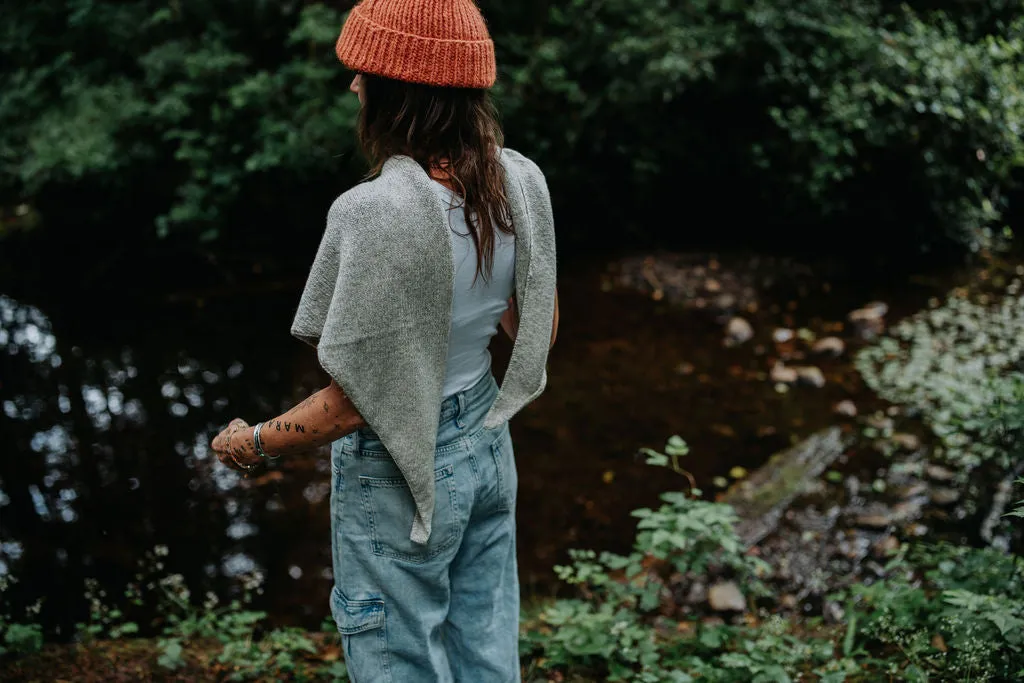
{"left": 291, "top": 148, "right": 557, "bottom": 543}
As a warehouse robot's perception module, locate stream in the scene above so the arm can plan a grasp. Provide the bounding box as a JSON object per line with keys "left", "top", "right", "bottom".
{"left": 0, "top": 251, "right": 962, "bottom": 634}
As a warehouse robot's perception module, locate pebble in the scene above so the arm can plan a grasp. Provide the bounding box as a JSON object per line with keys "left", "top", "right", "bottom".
{"left": 685, "top": 581, "right": 708, "bottom": 605}
{"left": 770, "top": 362, "right": 798, "bottom": 384}
{"left": 930, "top": 487, "right": 961, "bottom": 506}
{"left": 897, "top": 482, "right": 929, "bottom": 500}
{"left": 848, "top": 301, "right": 889, "bottom": 321}
{"left": 854, "top": 499, "right": 924, "bottom": 528}
{"left": 832, "top": 400, "right": 857, "bottom": 417}
{"left": 773, "top": 328, "right": 795, "bottom": 343}
{"left": 714, "top": 294, "right": 737, "bottom": 310}
{"left": 795, "top": 366, "right": 826, "bottom": 388}
{"left": 675, "top": 362, "right": 695, "bottom": 376}
{"left": 848, "top": 301, "right": 889, "bottom": 340}
{"left": 925, "top": 464, "right": 956, "bottom": 482}
{"left": 854, "top": 513, "right": 894, "bottom": 529}
{"left": 866, "top": 414, "right": 894, "bottom": 431}
{"left": 872, "top": 535, "right": 901, "bottom": 557}
{"left": 891, "top": 433, "right": 921, "bottom": 451}
{"left": 708, "top": 581, "right": 746, "bottom": 612}
{"left": 725, "top": 317, "right": 754, "bottom": 346}
{"left": 811, "top": 336, "right": 845, "bottom": 356}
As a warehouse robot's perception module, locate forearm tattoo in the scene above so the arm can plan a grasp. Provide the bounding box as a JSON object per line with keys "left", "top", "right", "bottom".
{"left": 256, "top": 383, "right": 364, "bottom": 457}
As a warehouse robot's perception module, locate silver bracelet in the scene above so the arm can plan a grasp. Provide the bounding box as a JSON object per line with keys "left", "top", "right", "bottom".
{"left": 253, "top": 422, "right": 278, "bottom": 460}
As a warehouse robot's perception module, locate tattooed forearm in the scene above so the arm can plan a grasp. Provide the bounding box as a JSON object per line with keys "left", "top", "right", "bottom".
{"left": 255, "top": 380, "right": 365, "bottom": 457}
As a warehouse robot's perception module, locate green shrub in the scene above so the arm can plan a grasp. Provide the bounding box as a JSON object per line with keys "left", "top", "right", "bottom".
{"left": 1, "top": 1, "right": 360, "bottom": 241}
{"left": 754, "top": 5, "right": 1024, "bottom": 251}
{"left": 856, "top": 277, "right": 1024, "bottom": 475}
{"left": 3, "top": 1, "right": 1022, "bottom": 252}
{"left": 840, "top": 543, "right": 1024, "bottom": 681}
{"left": 0, "top": 576, "right": 43, "bottom": 657}
{"left": 0, "top": 623, "right": 43, "bottom": 657}
{"left": 520, "top": 439, "right": 844, "bottom": 683}
{"left": 498, "top": 0, "right": 1024, "bottom": 250}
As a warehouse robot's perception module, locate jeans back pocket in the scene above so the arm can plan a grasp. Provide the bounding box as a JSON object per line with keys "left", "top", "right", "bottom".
{"left": 358, "top": 464, "right": 460, "bottom": 563}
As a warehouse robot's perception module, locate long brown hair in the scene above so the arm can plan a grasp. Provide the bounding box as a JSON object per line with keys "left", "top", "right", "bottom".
{"left": 357, "top": 74, "right": 514, "bottom": 281}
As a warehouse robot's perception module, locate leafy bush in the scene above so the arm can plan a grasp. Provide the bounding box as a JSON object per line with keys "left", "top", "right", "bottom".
{"left": 3, "top": 1, "right": 1022, "bottom": 253}
{"left": 520, "top": 439, "right": 844, "bottom": 683}
{"left": 1, "top": 1, "right": 360, "bottom": 242}
{"left": 0, "top": 576, "right": 43, "bottom": 657}
{"left": 0, "top": 623, "right": 43, "bottom": 658}
{"left": 753, "top": 4, "right": 1024, "bottom": 251}
{"left": 856, "top": 275, "right": 1024, "bottom": 475}
{"left": 840, "top": 543, "right": 1024, "bottom": 681}
{"left": 498, "top": 0, "right": 1024, "bottom": 250}
{"left": 60, "top": 545, "right": 346, "bottom": 680}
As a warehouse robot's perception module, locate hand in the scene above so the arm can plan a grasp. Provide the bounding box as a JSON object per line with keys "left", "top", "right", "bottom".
{"left": 211, "top": 418, "right": 263, "bottom": 474}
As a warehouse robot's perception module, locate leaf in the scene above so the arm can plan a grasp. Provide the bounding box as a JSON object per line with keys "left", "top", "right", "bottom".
{"left": 842, "top": 612, "right": 857, "bottom": 657}
{"left": 644, "top": 452, "right": 669, "bottom": 468}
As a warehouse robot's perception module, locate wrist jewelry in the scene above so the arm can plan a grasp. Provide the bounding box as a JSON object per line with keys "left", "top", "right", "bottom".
{"left": 253, "top": 422, "right": 279, "bottom": 460}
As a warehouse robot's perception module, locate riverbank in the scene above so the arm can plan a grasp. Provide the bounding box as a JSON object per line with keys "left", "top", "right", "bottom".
{"left": 4, "top": 251, "right": 1023, "bottom": 682}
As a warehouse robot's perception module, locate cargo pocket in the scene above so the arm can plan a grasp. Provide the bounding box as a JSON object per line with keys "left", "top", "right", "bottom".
{"left": 330, "top": 587, "right": 390, "bottom": 682}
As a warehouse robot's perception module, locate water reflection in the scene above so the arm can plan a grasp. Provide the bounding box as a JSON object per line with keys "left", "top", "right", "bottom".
{"left": 1, "top": 291, "right": 334, "bottom": 634}
{"left": 2, "top": 255, "right": 955, "bottom": 636}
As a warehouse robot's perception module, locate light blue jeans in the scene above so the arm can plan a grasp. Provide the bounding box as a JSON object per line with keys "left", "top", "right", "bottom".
{"left": 329, "top": 373, "right": 520, "bottom": 682}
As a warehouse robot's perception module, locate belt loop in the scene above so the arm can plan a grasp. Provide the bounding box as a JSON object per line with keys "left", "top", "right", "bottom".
{"left": 455, "top": 391, "right": 467, "bottom": 429}
{"left": 351, "top": 428, "right": 360, "bottom": 455}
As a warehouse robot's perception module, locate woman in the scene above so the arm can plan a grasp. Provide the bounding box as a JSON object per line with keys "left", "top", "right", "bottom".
{"left": 210, "top": 0, "right": 559, "bottom": 680}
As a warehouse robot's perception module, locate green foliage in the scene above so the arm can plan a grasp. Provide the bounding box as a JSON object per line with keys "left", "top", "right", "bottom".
{"left": 0, "top": 576, "right": 43, "bottom": 657}
{"left": 840, "top": 543, "right": 1024, "bottom": 681}
{"left": 497, "top": 0, "right": 1024, "bottom": 249}
{"left": 3, "top": 1, "right": 1022, "bottom": 251}
{"left": 856, "top": 276, "right": 1024, "bottom": 475}
{"left": 523, "top": 438, "right": 831, "bottom": 682}
{"left": 1, "top": 623, "right": 43, "bottom": 657}
{"left": 74, "top": 576, "right": 141, "bottom": 641}
{"left": 1009, "top": 479, "right": 1024, "bottom": 519}
{"left": 1, "top": 1, "right": 360, "bottom": 240}
{"left": 754, "top": 5, "right": 1024, "bottom": 251}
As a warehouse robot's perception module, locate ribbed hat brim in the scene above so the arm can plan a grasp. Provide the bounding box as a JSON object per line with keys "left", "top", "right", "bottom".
{"left": 337, "top": 5, "right": 496, "bottom": 89}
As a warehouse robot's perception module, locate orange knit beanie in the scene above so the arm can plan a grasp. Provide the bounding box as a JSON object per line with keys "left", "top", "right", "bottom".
{"left": 336, "top": 0, "right": 496, "bottom": 89}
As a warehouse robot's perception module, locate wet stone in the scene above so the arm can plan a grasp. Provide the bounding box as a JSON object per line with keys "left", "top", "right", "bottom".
{"left": 795, "top": 366, "right": 826, "bottom": 388}
{"left": 925, "top": 464, "right": 956, "bottom": 482}
{"left": 708, "top": 581, "right": 746, "bottom": 612}
{"left": 833, "top": 400, "right": 858, "bottom": 417}
{"left": 811, "top": 336, "right": 846, "bottom": 356}
{"left": 866, "top": 414, "right": 894, "bottom": 431}
{"left": 897, "top": 482, "right": 929, "bottom": 500}
{"left": 930, "top": 487, "right": 961, "bottom": 506}
{"left": 847, "top": 301, "right": 889, "bottom": 339}
{"left": 725, "top": 317, "right": 754, "bottom": 346}
{"left": 848, "top": 301, "right": 889, "bottom": 321}
{"left": 872, "top": 535, "right": 900, "bottom": 558}
{"left": 773, "top": 328, "right": 795, "bottom": 343}
{"left": 891, "top": 433, "right": 921, "bottom": 451}
{"left": 770, "top": 362, "right": 798, "bottom": 384}
{"left": 852, "top": 498, "right": 925, "bottom": 529}
{"left": 685, "top": 581, "right": 708, "bottom": 605}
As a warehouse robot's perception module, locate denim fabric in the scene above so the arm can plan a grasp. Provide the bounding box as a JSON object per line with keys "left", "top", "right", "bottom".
{"left": 329, "top": 373, "right": 520, "bottom": 682}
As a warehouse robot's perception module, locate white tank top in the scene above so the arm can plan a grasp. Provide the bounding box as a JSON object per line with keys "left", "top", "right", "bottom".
{"left": 432, "top": 181, "right": 516, "bottom": 398}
